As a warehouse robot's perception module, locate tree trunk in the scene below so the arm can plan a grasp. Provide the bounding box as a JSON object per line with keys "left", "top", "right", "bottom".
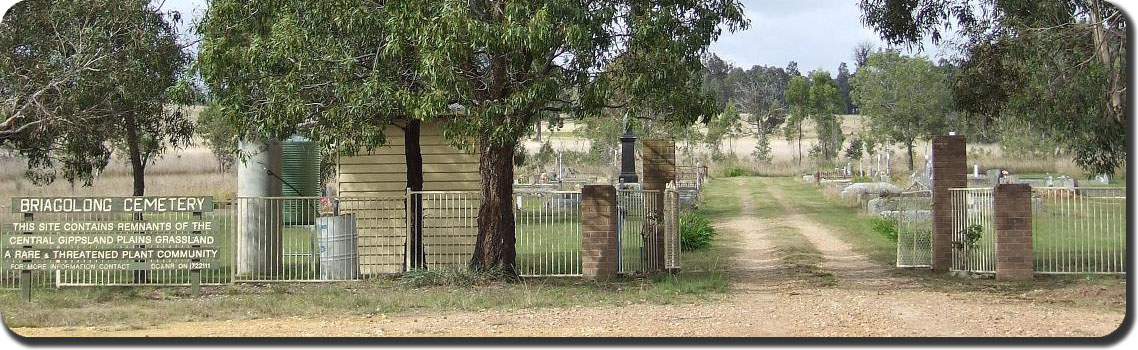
{"left": 404, "top": 119, "right": 425, "bottom": 269}
{"left": 534, "top": 120, "right": 541, "bottom": 141}
{"left": 124, "top": 112, "right": 147, "bottom": 283}
{"left": 125, "top": 115, "right": 146, "bottom": 197}
{"left": 470, "top": 139, "right": 517, "bottom": 275}
{"left": 906, "top": 140, "right": 916, "bottom": 172}
{"left": 797, "top": 129, "right": 803, "bottom": 165}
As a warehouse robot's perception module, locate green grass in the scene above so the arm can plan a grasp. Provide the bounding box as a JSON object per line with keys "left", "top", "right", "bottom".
{"left": 755, "top": 177, "right": 898, "bottom": 266}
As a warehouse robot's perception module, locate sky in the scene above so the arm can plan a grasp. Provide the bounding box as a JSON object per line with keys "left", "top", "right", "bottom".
{"left": 153, "top": 0, "right": 946, "bottom": 74}
{"left": 709, "top": 0, "right": 945, "bottom": 72}
{"left": 0, "top": 0, "right": 1128, "bottom": 73}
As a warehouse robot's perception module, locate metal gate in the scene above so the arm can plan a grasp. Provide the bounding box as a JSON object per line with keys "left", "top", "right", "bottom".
{"left": 891, "top": 192, "right": 933, "bottom": 268}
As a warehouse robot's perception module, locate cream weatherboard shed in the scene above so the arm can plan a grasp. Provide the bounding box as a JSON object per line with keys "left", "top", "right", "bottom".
{"left": 335, "top": 122, "right": 481, "bottom": 274}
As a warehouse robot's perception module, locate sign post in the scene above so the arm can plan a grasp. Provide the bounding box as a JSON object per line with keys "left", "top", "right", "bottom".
{"left": 191, "top": 211, "right": 202, "bottom": 297}
{"left": 20, "top": 212, "right": 32, "bottom": 302}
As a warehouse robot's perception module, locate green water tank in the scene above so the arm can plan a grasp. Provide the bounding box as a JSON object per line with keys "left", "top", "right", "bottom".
{"left": 282, "top": 134, "right": 321, "bottom": 225}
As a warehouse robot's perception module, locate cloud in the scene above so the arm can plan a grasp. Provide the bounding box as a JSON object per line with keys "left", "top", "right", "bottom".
{"left": 710, "top": 0, "right": 947, "bottom": 73}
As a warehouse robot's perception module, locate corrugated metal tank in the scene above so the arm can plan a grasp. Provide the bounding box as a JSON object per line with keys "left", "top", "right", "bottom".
{"left": 282, "top": 134, "right": 321, "bottom": 225}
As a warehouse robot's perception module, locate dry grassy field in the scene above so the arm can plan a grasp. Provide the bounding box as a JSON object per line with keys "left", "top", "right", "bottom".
{"left": 0, "top": 114, "right": 1112, "bottom": 203}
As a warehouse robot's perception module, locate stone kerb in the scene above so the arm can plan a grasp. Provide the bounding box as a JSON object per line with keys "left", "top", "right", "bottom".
{"left": 580, "top": 185, "right": 618, "bottom": 280}
{"left": 931, "top": 134, "right": 966, "bottom": 272}
{"left": 994, "top": 183, "right": 1034, "bottom": 281}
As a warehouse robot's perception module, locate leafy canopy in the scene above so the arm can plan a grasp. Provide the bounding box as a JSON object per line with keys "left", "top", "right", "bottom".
{"left": 858, "top": 0, "right": 1126, "bottom": 175}
{"left": 1, "top": 0, "right": 193, "bottom": 186}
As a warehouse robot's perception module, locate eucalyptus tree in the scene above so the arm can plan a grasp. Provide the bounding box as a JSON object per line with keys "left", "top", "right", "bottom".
{"left": 807, "top": 70, "right": 843, "bottom": 163}
{"left": 859, "top": 0, "right": 1126, "bottom": 175}
{"left": 201, "top": 0, "right": 747, "bottom": 274}
{"left": 784, "top": 76, "right": 809, "bottom": 164}
{"left": 850, "top": 51, "right": 951, "bottom": 171}
{"left": 0, "top": 0, "right": 194, "bottom": 195}
{"left": 734, "top": 72, "right": 786, "bottom": 162}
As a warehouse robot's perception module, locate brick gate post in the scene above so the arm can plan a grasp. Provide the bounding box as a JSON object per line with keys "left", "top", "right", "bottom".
{"left": 994, "top": 184, "right": 1034, "bottom": 281}
{"left": 931, "top": 135, "right": 967, "bottom": 272}
{"left": 581, "top": 185, "right": 619, "bottom": 280}
{"left": 641, "top": 139, "right": 675, "bottom": 273}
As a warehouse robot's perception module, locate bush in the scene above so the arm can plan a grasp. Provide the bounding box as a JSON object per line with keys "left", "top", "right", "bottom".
{"left": 721, "top": 166, "right": 752, "bottom": 177}
{"left": 870, "top": 217, "right": 898, "bottom": 242}
{"left": 680, "top": 211, "right": 716, "bottom": 251}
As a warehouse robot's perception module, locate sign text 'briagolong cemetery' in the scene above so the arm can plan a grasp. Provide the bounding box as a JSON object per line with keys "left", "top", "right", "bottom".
{"left": 12, "top": 196, "right": 212, "bottom": 213}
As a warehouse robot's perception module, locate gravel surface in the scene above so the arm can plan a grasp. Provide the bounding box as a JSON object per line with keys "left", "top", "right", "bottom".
{"left": 13, "top": 184, "right": 1125, "bottom": 337}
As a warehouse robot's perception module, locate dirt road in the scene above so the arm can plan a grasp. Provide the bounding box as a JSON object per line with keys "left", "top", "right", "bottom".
{"left": 13, "top": 181, "right": 1125, "bottom": 337}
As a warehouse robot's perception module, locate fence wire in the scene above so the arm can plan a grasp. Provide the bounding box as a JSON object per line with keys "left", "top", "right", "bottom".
{"left": 887, "top": 192, "right": 933, "bottom": 268}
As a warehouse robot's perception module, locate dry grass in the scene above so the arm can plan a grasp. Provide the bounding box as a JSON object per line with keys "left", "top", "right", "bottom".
{"left": 0, "top": 146, "right": 234, "bottom": 208}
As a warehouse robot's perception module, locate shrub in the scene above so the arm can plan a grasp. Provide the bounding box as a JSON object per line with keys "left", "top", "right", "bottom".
{"left": 680, "top": 211, "right": 716, "bottom": 251}
{"left": 721, "top": 166, "right": 752, "bottom": 177}
{"left": 870, "top": 217, "right": 898, "bottom": 242}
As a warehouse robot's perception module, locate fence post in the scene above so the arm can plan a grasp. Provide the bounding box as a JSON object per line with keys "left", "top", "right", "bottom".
{"left": 641, "top": 139, "right": 675, "bottom": 273}
{"left": 994, "top": 184, "right": 1034, "bottom": 280}
{"left": 191, "top": 211, "right": 203, "bottom": 297}
{"left": 20, "top": 212, "right": 33, "bottom": 302}
{"left": 581, "top": 185, "right": 619, "bottom": 280}
{"left": 931, "top": 135, "right": 967, "bottom": 272}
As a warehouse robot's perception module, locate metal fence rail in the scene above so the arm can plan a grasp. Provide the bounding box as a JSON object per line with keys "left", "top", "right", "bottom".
{"left": 515, "top": 190, "right": 582, "bottom": 277}
{"left": 232, "top": 197, "right": 399, "bottom": 282}
{"left": 950, "top": 188, "right": 996, "bottom": 273}
{"left": 616, "top": 189, "right": 662, "bottom": 274}
{"left": 3, "top": 185, "right": 687, "bottom": 287}
{"left": 663, "top": 188, "right": 681, "bottom": 270}
{"left": 413, "top": 191, "right": 479, "bottom": 270}
{"left": 1032, "top": 187, "right": 1126, "bottom": 274}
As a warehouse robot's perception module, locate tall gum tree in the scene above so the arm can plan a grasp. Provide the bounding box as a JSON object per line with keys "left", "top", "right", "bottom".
{"left": 850, "top": 51, "right": 951, "bottom": 171}
{"left": 859, "top": 0, "right": 1127, "bottom": 176}
{"left": 404, "top": 0, "right": 747, "bottom": 273}
{"left": 198, "top": 0, "right": 747, "bottom": 275}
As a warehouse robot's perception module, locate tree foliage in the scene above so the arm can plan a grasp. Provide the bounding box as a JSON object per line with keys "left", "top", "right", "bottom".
{"left": 850, "top": 51, "right": 951, "bottom": 171}
{"left": 784, "top": 75, "right": 809, "bottom": 164}
{"left": 806, "top": 70, "right": 843, "bottom": 162}
{"left": 859, "top": 0, "right": 1126, "bottom": 175}
{"left": 1, "top": 0, "right": 193, "bottom": 192}
{"left": 200, "top": 0, "right": 748, "bottom": 273}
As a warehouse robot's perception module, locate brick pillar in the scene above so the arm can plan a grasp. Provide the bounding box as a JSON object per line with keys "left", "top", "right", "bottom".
{"left": 641, "top": 140, "right": 675, "bottom": 273}
{"left": 581, "top": 185, "right": 619, "bottom": 280}
{"left": 995, "top": 184, "right": 1034, "bottom": 281}
{"left": 931, "top": 135, "right": 966, "bottom": 272}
